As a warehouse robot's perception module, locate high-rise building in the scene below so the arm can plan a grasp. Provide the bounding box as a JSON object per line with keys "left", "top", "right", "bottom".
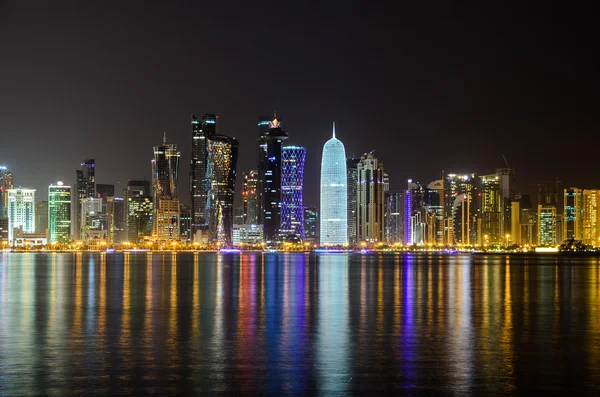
{"left": 48, "top": 182, "right": 71, "bottom": 243}
{"left": 538, "top": 205, "right": 557, "bottom": 246}
{"left": 496, "top": 168, "right": 515, "bottom": 238}
{"left": 74, "top": 159, "right": 95, "bottom": 240}
{"left": 385, "top": 191, "right": 403, "bottom": 245}
{"left": 262, "top": 114, "right": 288, "bottom": 243}
{"left": 444, "top": 173, "right": 477, "bottom": 245}
{"left": 35, "top": 200, "right": 48, "bottom": 235}
{"left": 179, "top": 203, "right": 192, "bottom": 243}
{"left": 563, "top": 187, "right": 583, "bottom": 242}
{"left": 125, "top": 180, "right": 153, "bottom": 243}
{"left": 303, "top": 206, "right": 318, "bottom": 242}
{"left": 107, "top": 196, "right": 125, "bottom": 244}
{"left": 80, "top": 197, "right": 103, "bottom": 241}
{"left": 152, "top": 133, "right": 180, "bottom": 241}
{"left": 7, "top": 188, "right": 36, "bottom": 244}
{"left": 242, "top": 170, "right": 259, "bottom": 224}
{"left": 404, "top": 180, "right": 424, "bottom": 245}
{"left": 346, "top": 157, "right": 360, "bottom": 246}
{"left": 357, "top": 152, "right": 385, "bottom": 243}
{"left": 583, "top": 190, "right": 600, "bottom": 246}
{"left": 96, "top": 184, "right": 115, "bottom": 200}
{"left": 479, "top": 174, "right": 502, "bottom": 245}
{"left": 320, "top": 123, "right": 348, "bottom": 246}
{"left": 190, "top": 114, "right": 217, "bottom": 242}
{"left": 453, "top": 194, "right": 471, "bottom": 245}
{"left": 256, "top": 116, "right": 271, "bottom": 226}
{"left": 0, "top": 217, "right": 8, "bottom": 244}
{"left": 207, "top": 134, "right": 238, "bottom": 245}
{"left": 0, "top": 166, "right": 14, "bottom": 218}
{"left": 280, "top": 146, "right": 306, "bottom": 239}
{"left": 511, "top": 201, "right": 521, "bottom": 245}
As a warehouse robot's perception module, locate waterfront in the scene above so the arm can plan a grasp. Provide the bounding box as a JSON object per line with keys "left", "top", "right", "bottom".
{"left": 2, "top": 252, "right": 600, "bottom": 394}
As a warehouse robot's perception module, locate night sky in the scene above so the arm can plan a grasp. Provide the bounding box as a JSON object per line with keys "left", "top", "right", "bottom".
{"left": 0, "top": 1, "right": 597, "bottom": 205}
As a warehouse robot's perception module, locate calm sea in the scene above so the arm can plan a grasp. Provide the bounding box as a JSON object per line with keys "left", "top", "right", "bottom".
{"left": 1, "top": 252, "right": 600, "bottom": 395}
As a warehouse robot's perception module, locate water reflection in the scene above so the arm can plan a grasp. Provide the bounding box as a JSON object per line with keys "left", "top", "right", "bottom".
{"left": 1, "top": 253, "right": 600, "bottom": 394}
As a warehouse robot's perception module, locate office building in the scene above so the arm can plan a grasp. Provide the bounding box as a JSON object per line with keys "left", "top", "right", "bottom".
{"left": 0, "top": 166, "right": 14, "bottom": 218}
{"left": 190, "top": 114, "right": 217, "bottom": 242}
{"left": 80, "top": 197, "right": 103, "bottom": 241}
{"left": 320, "top": 123, "right": 348, "bottom": 246}
{"left": 304, "top": 206, "right": 318, "bottom": 242}
{"left": 107, "top": 196, "right": 125, "bottom": 244}
{"left": 232, "top": 223, "right": 264, "bottom": 245}
{"left": 179, "top": 203, "right": 192, "bottom": 243}
{"left": 479, "top": 174, "right": 502, "bottom": 245}
{"left": 35, "top": 200, "right": 48, "bottom": 235}
{"left": 404, "top": 180, "right": 424, "bottom": 245}
{"left": 538, "top": 205, "right": 557, "bottom": 246}
{"left": 425, "top": 180, "right": 443, "bottom": 245}
{"left": 7, "top": 188, "right": 35, "bottom": 244}
{"left": 256, "top": 116, "right": 271, "bottom": 226}
{"left": 75, "top": 159, "right": 95, "bottom": 239}
{"left": 0, "top": 217, "right": 8, "bottom": 245}
{"left": 563, "top": 187, "right": 583, "bottom": 242}
{"left": 152, "top": 133, "right": 180, "bottom": 241}
{"left": 496, "top": 168, "right": 515, "bottom": 237}
{"left": 280, "top": 146, "right": 306, "bottom": 239}
{"left": 357, "top": 152, "right": 385, "bottom": 243}
{"left": 385, "top": 191, "right": 403, "bottom": 245}
{"left": 261, "top": 114, "right": 288, "bottom": 243}
{"left": 48, "top": 182, "right": 71, "bottom": 243}
{"left": 346, "top": 157, "right": 360, "bottom": 246}
{"left": 444, "top": 173, "right": 477, "bottom": 245}
{"left": 207, "top": 134, "right": 239, "bottom": 245}
{"left": 511, "top": 201, "right": 521, "bottom": 245}
{"left": 583, "top": 190, "right": 600, "bottom": 246}
{"left": 125, "top": 180, "right": 153, "bottom": 243}
{"left": 242, "top": 170, "right": 259, "bottom": 224}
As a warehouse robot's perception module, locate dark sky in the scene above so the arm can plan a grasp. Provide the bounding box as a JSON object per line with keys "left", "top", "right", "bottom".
{"left": 0, "top": 1, "right": 597, "bottom": 205}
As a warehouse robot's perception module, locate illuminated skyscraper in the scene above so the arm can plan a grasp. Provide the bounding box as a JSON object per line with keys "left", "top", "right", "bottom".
{"left": 563, "top": 187, "right": 583, "bottom": 242}
{"left": 7, "top": 188, "right": 35, "bottom": 244}
{"left": 262, "top": 114, "right": 288, "bottom": 243}
{"left": 35, "top": 200, "right": 48, "bottom": 235}
{"left": 357, "top": 152, "right": 385, "bottom": 243}
{"left": 425, "top": 180, "right": 444, "bottom": 245}
{"left": 75, "top": 159, "right": 95, "bottom": 239}
{"left": 280, "top": 146, "right": 306, "bottom": 239}
{"left": 107, "top": 196, "right": 125, "bottom": 244}
{"left": 190, "top": 114, "right": 217, "bottom": 242}
{"left": 48, "top": 182, "right": 71, "bottom": 243}
{"left": 152, "top": 133, "right": 180, "bottom": 241}
{"left": 385, "top": 190, "right": 403, "bottom": 245}
{"left": 538, "top": 205, "right": 557, "bottom": 246}
{"left": 0, "top": 166, "right": 14, "bottom": 218}
{"left": 125, "top": 180, "right": 153, "bottom": 243}
{"left": 583, "top": 189, "right": 600, "bottom": 246}
{"left": 256, "top": 116, "right": 271, "bottom": 226}
{"left": 242, "top": 170, "right": 259, "bottom": 224}
{"left": 346, "top": 157, "right": 360, "bottom": 246}
{"left": 207, "top": 134, "right": 238, "bottom": 245}
{"left": 444, "top": 173, "right": 477, "bottom": 245}
{"left": 496, "top": 167, "right": 515, "bottom": 237}
{"left": 479, "top": 174, "right": 501, "bottom": 244}
{"left": 320, "top": 123, "right": 348, "bottom": 246}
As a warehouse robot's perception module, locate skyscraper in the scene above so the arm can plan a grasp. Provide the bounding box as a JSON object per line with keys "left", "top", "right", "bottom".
{"left": 262, "top": 114, "right": 288, "bottom": 243}
{"left": 304, "top": 206, "right": 318, "bottom": 242}
{"left": 357, "top": 152, "right": 385, "bottom": 243}
{"left": 444, "top": 173, "right": 477, "bottom": 245}
{"left": 190, "top": 114, "right": 217, "bottom": 242}
{"left": 425, "top": 180, "right": 444, "bottom": 245}
{"left": 0, "top": 166, "right": 14, "bottom": 218}
{"left": 7, "top": 188, "right": 35, "bottom": 244}
{"left": 207, "top": 134, "right": 238, "bottom": 245}
{"left": 385, "top": 190, "right": 403, "bottom": 245}
{"left": 35, "top": 200, "right": 48, "bottom": 235}
{"left": 496, "top": 167, "right": 515, "bottom": 238}
{"left": 256, "top": 116, "right": 271, "bottom": 226}
{"left": 346, "top": 157, "right": 360, "bottom": 246}
{"left": 537, "top": 183, "right": 558, "bottom": 247}
{"left": 563, "top": 187, "right": 583, "bottom": 242}
{"left": 242, "top": 170, "right": 259, "bottom": 224}
{"left": 479, "top": 174, "right": 501, "bottom": 244}
{"left": 125, "top": 180, "right": 153, "bottom": 243}
{"left": 107, "top": 196, "right": 125, "bottom": 244}
{"left": 582, "top": 190, "right": 600, "bottom": 246}
{"left": 75, "top": 159, "right": 95, "bottom": 239}
{"left": 280, "top": 146, "right": 306, "bottom": 239}
{"left": 152, "top": 133, "right": 180, "bottom": 241}
{"left": 320, "top": 123, "right": 348, "bottom": 246}
{"left": 48, "top": 182, "right": 71, "bottom": 243}
{"left": 404, "top": 180, "right": 424, "bottom": 245}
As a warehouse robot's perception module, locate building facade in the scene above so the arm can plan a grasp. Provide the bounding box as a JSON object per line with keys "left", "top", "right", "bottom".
{"left": 583, "top": 189, "right": 600, "bottom": 246}
{"left": 320, "top": 123, "right": 348, "bottom": 246}
{"left": 7, "top": 188, "right": 36, "bottom": 244}
{"left": 125, "top": 180, "right": 153, "bottom": 243}
{"left": 242, "top": 170, "right": 259, "bottom": 224}
{"left": 48, "top": 182, "right": 71, "bottom": 243}
{"left": 385, "top": 190, "right": 403, "bottom": 245}
{"left": 357, "top": 153, "right": 385, "bottom": 243}
{"left": 563, "top": 187, "right": 583, "bottom": 242}
{"left": 75, "top": 159, "right": 95, "bottom": 239}
{"left": 538, "top": 205, "right": 557, "bottom": 246}
{"left": 36, "top": 200, "right": 48, "bottom": 235}
{"left": 152, "top": 133, "right": 180, "bottom": 241}
{"left": 280, "top": 146, "right": 306, "bottom": 239}
{"left": 346, "top": 157, "right": 360, "bottom": 246}
{"left": 303, "top": 206, "right": 318, "bottom": 242}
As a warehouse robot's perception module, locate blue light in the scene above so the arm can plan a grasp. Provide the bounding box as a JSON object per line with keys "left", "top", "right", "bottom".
{"left": 258, "top": 121, "right": 270, "bottom": 126}
{"left": 205, "top": 120, "right": 216, "bottom": 124}
{"left": 314, "top": 249, "right": 352, "bottom": 253}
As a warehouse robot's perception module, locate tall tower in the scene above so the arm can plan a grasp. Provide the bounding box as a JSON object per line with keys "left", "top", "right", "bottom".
{"left": 346, "top": 157, "right": 360, "bottom": 246}
{"left": 7, "top": 188, "right": 36, "bottom": 244}
{"left": 582, "top": 190, "right": 600, "bottom": 246}
{"left": 242, "top": 170, "right": 259, "bottom": 224}
{"left": 256, "top": 116, "right": 271, "bottom": 226}
{"left": 190, "top": 114, "right": 217, "bottom": 242}
{"left": 357, "top": 152, "right": 385, "bottom": 243}
{"left": 152, "top": 133, "right": 180, "bottom": 241}
{"left": 262, "top": 113, "right": 288, "bottom": 243}
{"left": 74, "top": 159, "right": 95, "bottom": 239}
{"left": 479, "top": 174, "right": 502, "bottom": 244}
{"left": 125, "top": 180, "right": 153, "bottom": 243}
{"left": 207, "top": 134, "right": 238, "bottom": 245}
{"left": 563, "top": 187, "right": 583, "bottom": 242}
{"left": 320, "top": 122, "right": 348, "bottom": 246}
{"left": 0, "top": 166, "right": 14, "bottom": 218}
{"left": 48, "top": 182, "right": 71, "bottom": 243}
{"left": 280, "top": 146, "right": 306, "bottom": 239}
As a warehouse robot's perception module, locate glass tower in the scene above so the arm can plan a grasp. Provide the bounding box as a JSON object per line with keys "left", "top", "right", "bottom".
{"left": 48, "top": 182, "right": 71, "bottom": 243}
{"left": 125, "top": 180, "right": 153, "bottom": 243}
{"left": 320, "top": 123, "right": 348, "bottom": 246}
{"left": 346, "top": 158, "right": 360, "bottom": 246}
{"left": 190, "top": 114, "right": 217, "bottom": 240}
{"left": 242, "top": 170, "right": 259, "bottom": 224}
{"left": 207, "top": 134, "right": 239, "bottom": 245}
{"left": 152, "top": 133, "right": 180, "bottom": 240}
{"left": 7, "top": 188, "right": 36, "bottom": 244}
{"left": 256, "top": 116, "right": 271, "bottom": 226}
{"left": 280, "top": 146, "right": 306, "bottom": 239}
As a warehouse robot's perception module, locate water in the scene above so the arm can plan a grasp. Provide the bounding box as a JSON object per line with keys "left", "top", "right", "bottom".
{"left": 1, "top": 252, "right": 600, "bottom": 395}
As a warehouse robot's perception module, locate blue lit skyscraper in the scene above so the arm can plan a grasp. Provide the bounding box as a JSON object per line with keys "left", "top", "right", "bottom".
{"left": 320, "top": 123, "right": 348, "bottom": 246}
{"left": 280, "top": 146, "right": 306, "bottom": 239}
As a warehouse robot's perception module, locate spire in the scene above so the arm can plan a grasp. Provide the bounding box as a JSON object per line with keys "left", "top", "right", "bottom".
{"left": 332, "top": 121, "right": 336, "bottom": 139}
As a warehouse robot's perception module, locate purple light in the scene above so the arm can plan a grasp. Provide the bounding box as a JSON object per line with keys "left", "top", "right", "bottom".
{"left": 314, "top": 248, "right": 352, "bottom": 253}
{"left": 219, "top": 248, "right": 241, "bottom": 253}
